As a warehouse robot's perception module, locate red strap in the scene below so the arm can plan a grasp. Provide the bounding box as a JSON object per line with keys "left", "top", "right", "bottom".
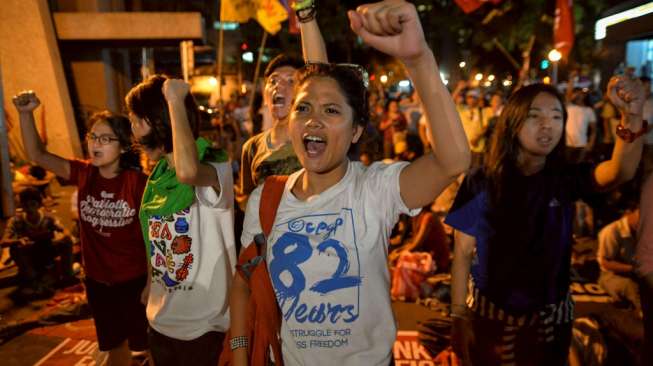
{"left": 235, "top": 175, "right": 289, "bottom": 280}
{"left": 259, "top": 176, "right": 288, "bottom": 236}
{"left": 220, "top": 176, "right": 290, "bottom": 366}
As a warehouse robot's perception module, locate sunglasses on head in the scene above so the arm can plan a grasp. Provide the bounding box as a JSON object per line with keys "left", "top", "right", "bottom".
{"left": 303, "top": 62, "right": 370, "bottom": 89}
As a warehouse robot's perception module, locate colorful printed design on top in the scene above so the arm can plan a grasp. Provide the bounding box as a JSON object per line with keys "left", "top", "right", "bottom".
{"left": 269, "top": 208, "right": 363, "bottom": 350}
{"left": 149, "top": 207, "right": 195, "bottom": 292}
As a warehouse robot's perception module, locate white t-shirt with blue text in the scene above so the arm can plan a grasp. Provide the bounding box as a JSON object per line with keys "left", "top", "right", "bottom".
{"left": 242, "top": 161, "right": 419, "bottom": 366}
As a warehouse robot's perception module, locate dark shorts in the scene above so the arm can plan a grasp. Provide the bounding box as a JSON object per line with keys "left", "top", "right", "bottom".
{"left": 85, "top": 275, "right": 148, "bottom": 352}
{"left": 149, "top": 327, "right": 225, "bottom": 366}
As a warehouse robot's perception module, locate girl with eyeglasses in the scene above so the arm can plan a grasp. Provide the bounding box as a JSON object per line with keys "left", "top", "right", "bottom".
{"left": 230, "top": 1, "right": 470, "bottom": 365}
{"left": 447, "top": 79, "right": 645, "bottom": 364}
{"left": 13, "top": 91, "right": 149, "bottom": 366}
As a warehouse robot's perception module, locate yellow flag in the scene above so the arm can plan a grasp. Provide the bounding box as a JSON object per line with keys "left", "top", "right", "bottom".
{"left": 255, "top": 0, "right": 288, "bottom": 34}
{"left": 220, "top": 0, "right": 288, "bottom": 35}
{"left": 220, "top": 0, "right": 256, "bottom": 23}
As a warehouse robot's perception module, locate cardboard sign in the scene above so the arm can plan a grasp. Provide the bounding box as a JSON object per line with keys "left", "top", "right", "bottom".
{"left": 394, "top": 330, "right": 436, "bottom": 365}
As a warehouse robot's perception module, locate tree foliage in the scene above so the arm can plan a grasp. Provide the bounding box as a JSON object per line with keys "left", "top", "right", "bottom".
{"left": 234, "top": 0, "right": 624, "bottom": 81}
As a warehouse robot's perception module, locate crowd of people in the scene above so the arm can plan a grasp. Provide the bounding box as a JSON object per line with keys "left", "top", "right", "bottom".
{"left": 2, "top": 0, "right": 653, "bottom": 365}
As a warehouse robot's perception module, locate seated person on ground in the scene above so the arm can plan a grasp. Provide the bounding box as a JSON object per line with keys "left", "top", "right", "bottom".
{"left": 390, "top": 206, "right": 450, "bottom": 273}
{"left": 597, "top": 204, "right": 641, "bottom": 312}
{"left": 1, "top": 187, "right": 74, "bottom": 297}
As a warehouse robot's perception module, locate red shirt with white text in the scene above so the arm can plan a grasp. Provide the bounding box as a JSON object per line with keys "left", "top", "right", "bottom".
{"left": 69, "top": 160, "right": 148, "bottom": 284}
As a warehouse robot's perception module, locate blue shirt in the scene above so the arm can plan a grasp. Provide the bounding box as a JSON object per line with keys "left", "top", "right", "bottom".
{"left": 446, "top": 164, "right": 596, "bottom": 313}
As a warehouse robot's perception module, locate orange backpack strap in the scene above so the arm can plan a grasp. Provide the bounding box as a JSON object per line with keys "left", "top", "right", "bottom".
{"left": 237, "top": 175, "right": 288, "bottom": 280}
{"left": 259, "top": 175, "right": 288, "bottom": 235}
{"left": 222, "top": 176, "right": 289, "bottom": 366}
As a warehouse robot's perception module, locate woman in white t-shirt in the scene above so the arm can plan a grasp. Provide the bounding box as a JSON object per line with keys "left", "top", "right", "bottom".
{"left": 229, "top": 1, "right": 470, "bottom": 365}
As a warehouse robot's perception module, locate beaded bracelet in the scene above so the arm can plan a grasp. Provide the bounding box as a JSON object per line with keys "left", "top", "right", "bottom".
{"left": 230, "top": 336, "right": 249, "bottom": 351}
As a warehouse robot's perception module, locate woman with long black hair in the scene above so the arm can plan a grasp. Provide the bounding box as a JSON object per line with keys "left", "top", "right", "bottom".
{"left": 448, "top": 79, "right": 646, "bottom": 365}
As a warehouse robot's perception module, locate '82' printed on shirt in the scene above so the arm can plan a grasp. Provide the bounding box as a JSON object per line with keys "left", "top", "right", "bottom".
{"left": 269, "top": 209, "right": 362, "bottom": 325}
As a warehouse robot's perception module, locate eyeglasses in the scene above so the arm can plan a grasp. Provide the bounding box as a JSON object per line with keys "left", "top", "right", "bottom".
{"left": 86, "top": 133, "right": 119, "bottom": 145}
{"left": 304, "top": 62, "right": 370, "bottom": 89}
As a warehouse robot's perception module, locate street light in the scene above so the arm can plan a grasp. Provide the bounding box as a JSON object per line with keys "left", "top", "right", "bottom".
{"left": 459, "top": 61, "right": 466, "bottom": 68}
{"left": 398, "top": 80, "right": 411, "bottom": 88}
{"left": 242, "top": 51, "right": 254, "bottom": 63}
{"left": 474, "top": 73, "right": 483, "bottom": 81}
{"left": 548, "top": 49, "right": 562, "bottom": 84}
{"left": 548, "top": 49, "right": 562, "bottom": 62}
{"left": 380, "top": 75, "right": 388, "bottom": 84}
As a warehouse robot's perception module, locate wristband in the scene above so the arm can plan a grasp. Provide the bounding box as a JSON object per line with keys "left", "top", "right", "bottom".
{"left": 450, "top": 312, "right": 471, "bottom": 320}
{"left": 230, "top": 336, "right": 249, "bottom": 351}
{"left": 616, "top": 120, "right": 648, "bottom": 143}
{"left": 294, "top": 0, "right": 316, "bottom": 23}
{"left": 292, "top": 0, "right": 314, "bottom": 11}
{"left": 450, "top": 304, "right": 471, "bottom": 319}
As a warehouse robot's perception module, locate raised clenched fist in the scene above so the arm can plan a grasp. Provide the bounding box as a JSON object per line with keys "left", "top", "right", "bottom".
{"left": 348, "top": 0, "right": 429, "bottom": 66}
{"left": 12, "top": 90, "right": 41, "bottom": 113}
{"left": 607, "top": 75, "right": 645, "bottom": 117}
{"left": 162, "top": 79, "right": 191, "bottom": 104}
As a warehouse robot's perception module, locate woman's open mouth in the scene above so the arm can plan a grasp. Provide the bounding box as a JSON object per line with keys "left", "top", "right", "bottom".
{"left": 303, "top": 134, "right": 327, "bottom": 158}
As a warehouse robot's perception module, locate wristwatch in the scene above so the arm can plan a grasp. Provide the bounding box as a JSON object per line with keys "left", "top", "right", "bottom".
{"left": 616, "top": 120, "right": 649, "bottom": 143}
